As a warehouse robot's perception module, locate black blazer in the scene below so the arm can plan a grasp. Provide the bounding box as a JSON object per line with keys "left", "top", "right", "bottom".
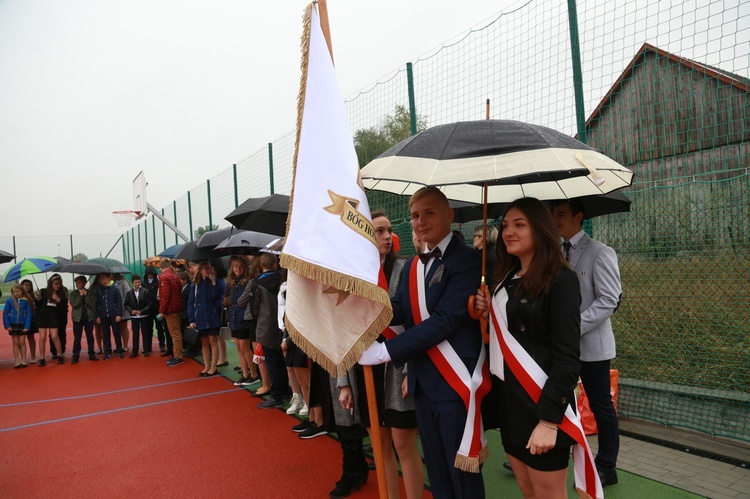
{"left": 124, "top": 288, "right": 151, "bottom": 317}
{"left": 497, "top": 267, "right": 581, "bottom": 448}
{"left": 385, "top": 235, "right": 483, "bottom": 402}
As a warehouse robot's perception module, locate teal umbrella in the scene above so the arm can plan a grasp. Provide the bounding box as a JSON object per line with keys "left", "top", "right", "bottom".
{"left": 2, "top": 257, "right": 58, "bottom": 282}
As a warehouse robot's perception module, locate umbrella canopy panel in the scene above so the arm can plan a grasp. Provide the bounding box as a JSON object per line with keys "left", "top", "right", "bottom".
{"left": 3, "top": 257, "right": 58, "bottom": 282}
{"left": 361, "top": 120, "right": 633, "bottom": 203}
{"left": 173, "top": 241, "right": 213, "bottom": 262}
{"left": 195, "top": 227, "right": 239, "bottom": 249}
{"left": 86, "top": 257, "right": 131, "bottom": 274}
{"left": 0, "top": 249, "right": 15, "bottom": 264}
{"left": 51, "top": 261, "right": 112, "bottom": 275}
{"left": 159, "top": 243, "right": 186, "bottom": 258}
{"left": 212, "top": 231, "right": 279, "bottom": 256}
{"left": 225, "top": 194, "right": 289, "bottom": 236}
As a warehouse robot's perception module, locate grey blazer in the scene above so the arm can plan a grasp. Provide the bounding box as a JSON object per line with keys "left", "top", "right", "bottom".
{"left": 567, "top": 233, "right": 622, "bottom": 362}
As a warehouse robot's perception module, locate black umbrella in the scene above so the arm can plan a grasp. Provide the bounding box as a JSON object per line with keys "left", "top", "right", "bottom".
{"left": 449, "top": 190, "right": 632, "bottom": 223}
{"left": 212, "top": 231, "right": 279, "bottom": 256}
{"left": 571, "top": 189, "right": 631, "bottom": 219}
{"left": 225, "top": 194, "right": 289, "bottom": 236}
{"left": 86, "top": 257, "right": 131, "bottom": 274}
{"left": 0, "top": 249, "right": 15, "bottom": 264}
{"left": 195, "top": 227, "right": 239, "bottom": 249}
{"left": 52, "top": 261, "right": 112, "bottom": 275}
{"left": 173, "top": 241, "right": 213, "bottom": 262}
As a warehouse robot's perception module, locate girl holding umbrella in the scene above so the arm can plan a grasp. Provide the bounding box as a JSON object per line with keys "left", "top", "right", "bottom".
{"left": 474, "top": 197, "right": 582, "bottom": 499}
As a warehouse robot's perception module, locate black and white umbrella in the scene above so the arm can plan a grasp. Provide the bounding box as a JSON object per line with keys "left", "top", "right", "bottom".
{"left": 361, "top": 119, "right": 634, "bottom": 332}
{"left": 360, "top": 120, "right": 633, "bottom": 203}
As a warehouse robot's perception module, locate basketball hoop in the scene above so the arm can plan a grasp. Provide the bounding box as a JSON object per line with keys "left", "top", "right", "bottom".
{"left": 113, "top": 210, "right": 142, "bottom": 227}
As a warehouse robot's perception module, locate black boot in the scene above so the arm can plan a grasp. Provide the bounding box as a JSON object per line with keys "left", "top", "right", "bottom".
{"left": 329, "top": 471, "right": 362, "bottom": 499}
{"left": 329, "top": 437, "right": 365, "bottom": 499}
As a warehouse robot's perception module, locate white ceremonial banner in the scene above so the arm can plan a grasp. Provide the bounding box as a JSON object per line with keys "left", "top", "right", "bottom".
{"left": 280, "top": 4, "right": 392, "bottom": 375}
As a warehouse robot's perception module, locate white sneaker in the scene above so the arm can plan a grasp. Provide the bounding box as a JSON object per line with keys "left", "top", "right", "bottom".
{"left": 299, "top": 402, "right": 309, "bottom": 417}
{"left": 286, "top": 393, "right": 304, "bottom": 415}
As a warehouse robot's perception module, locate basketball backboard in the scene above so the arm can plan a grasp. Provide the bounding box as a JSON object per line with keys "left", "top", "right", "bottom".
{"left": 133, "top": 171, "right": 147, "bottom": 216}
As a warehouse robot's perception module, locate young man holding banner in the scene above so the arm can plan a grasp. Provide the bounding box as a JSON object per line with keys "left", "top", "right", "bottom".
{"left": 360, "top": 186, "right": 489, "bottom": 498}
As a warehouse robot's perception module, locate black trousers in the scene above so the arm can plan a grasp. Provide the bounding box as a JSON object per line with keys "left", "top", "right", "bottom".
{"left": 264, "top": 347, "right": 290, "bottom": 401}
{"left": 413, "top": 389, "right": 485, "bottom": 499}
{"left": 131, "top": 316, "right": 154, "bottom": 354}
{"left": 152, "top": 312, "right": 166, "bottom": 348}
{"left": 72, "top": 320, "right": 95, "bottom": 358}
{"left": 100, "top": 317, "right": 123, "bottom": 355}
{"left": 580, "top": 359, "right": 619, "bottom": 471}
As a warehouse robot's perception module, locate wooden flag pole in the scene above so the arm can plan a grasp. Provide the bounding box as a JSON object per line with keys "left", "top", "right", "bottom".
{"left": 316, "top": 2, "right": 388, "bottom": 498}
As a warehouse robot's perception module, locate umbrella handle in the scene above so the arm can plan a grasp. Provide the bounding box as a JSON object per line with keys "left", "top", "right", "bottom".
{"left": 467, "top": 284, "right": 489, "bottom": 344}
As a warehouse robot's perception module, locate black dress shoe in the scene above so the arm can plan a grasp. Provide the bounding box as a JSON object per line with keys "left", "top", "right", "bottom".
{"left": 503, "top": 461, "right": 514, "bottom": 473}
{"left": 217, "top": 361, "right": 229, "bottom": 367}
{"left": 129, "top": 353, "right": 138, "bottom": 358}
{"left": 598, "top": 469, "right": 618, "bottom": 487}
{"left": 160, "top": 351, "right": 173, "bottom": 357}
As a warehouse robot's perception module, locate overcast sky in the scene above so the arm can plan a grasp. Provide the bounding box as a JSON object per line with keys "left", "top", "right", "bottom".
{"left": 0, "top": 0, "right": 518, "bottom": 239}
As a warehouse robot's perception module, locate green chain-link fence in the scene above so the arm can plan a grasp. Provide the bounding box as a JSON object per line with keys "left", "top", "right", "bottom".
{"left": 119, "top": 0, "right": 748, "bottom": 443}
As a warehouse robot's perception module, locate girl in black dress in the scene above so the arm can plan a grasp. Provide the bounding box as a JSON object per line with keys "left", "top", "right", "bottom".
{"left": 36, "top": 276, "right": 66, "bottom": 365}
{"left": 476, "top": 197, "right": 581, "bottom": 499}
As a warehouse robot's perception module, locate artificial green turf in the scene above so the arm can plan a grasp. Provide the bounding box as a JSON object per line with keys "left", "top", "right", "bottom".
{"left": 482, "top": 429, "right": 701, "bottom": 498}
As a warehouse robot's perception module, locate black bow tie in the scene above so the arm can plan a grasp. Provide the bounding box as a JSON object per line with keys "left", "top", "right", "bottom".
{"left": 419, "top": 247, "right": 442, "bottom": 264}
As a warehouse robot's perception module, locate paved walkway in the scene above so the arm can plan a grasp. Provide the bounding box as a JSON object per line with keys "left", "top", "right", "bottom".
{"left": 593, "top": 420, "right": 750, "bottom": 498}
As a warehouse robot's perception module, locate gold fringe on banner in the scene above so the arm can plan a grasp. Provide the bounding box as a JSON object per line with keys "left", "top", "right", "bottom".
{"left": 285, "top": 307, "right": 391, "bottom": 378}
{"left": 284, "top": 2, "right": 314, "bottom": 237}
{"left": 280, "top": 253, "right": 391, "bottom": 306}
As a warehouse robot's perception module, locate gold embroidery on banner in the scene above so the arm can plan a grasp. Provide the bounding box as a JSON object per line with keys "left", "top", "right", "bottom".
{"left": 323, "top": 285, "right": 350, "bottom": 305}
{"left": 323, "top": 190, "right": 376, "bottom": 245}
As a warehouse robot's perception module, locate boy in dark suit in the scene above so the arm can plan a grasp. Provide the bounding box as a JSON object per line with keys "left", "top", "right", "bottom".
{"left": 124, "top": 275, "right": 152, "bottom": 357}
{"left": 360, "top": 186, "right": 486, "bottom": 498}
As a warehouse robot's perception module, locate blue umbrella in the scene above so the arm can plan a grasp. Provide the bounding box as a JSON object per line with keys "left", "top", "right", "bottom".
{"left": 2, "top": 257, "right": 58, "bottom": 282}
{"left": 159, "top": 243, "right": 185, "bottom": 258}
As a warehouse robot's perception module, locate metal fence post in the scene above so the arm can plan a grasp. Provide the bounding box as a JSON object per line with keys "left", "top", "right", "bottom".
{"left": 12, "top": 236, "right": 17, "bottom": 263}
{"left": 161, "top": 208, "right": 167, "bottom": 251}
{"left": 233, "top": 163, "right": 239, "bottom": 208}
{"left": 406, "top": 62, "right": 417, "bottom": 136}
{"left": 144, "top": 217, "right": 149, "bottom": 258}
{"left": 188, "top": 191, "right": 194, "bottom": 241}
{"left": 268, "top": 143, "right": 275, "bottom": 195}
{"left": 207, "top": 179, "right": 213, "bottom": 229}
{"left": 121, "top": 235, "right": 126, "bottom": 265}
{"left": 137, "top": 223, "right": 143, "bottom": 267}
{"left": 151, "top": 214, "right": 157, "bottom": 255}
{"left": 567, "top": 0, "right": 587, "bottom": 144}
{"left": 173, "top": 201, "right": 178, "bottom": 245}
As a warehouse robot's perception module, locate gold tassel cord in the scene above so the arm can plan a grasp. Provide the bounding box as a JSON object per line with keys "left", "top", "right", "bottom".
{"left": 285, "top": 2, "right": 315, "bottom": 238}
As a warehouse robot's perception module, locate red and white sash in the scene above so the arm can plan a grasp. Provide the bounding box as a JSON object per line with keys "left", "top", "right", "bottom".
{"left": 489, "top": 297, "right": 603, "bottom": 499}
{"left": 408, "top": 256, "right": 491, "bottom": 472}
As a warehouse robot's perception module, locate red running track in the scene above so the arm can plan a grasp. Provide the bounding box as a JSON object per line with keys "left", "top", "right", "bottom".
{"left": 0, "top": 329, "right": 423, "bottom": 498}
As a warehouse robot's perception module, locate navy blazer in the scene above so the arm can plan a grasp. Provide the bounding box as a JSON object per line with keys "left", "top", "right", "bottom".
{"left": 385, "top": 235, "right": 483, "bottom": 402}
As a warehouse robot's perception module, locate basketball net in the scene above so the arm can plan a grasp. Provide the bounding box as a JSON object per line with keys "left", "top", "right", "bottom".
{"left": 113, "top": 210, "right": 142, "bottom": 227}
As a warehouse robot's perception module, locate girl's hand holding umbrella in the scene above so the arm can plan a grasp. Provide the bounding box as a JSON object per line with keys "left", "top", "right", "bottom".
{"left": 473, "top": 287, "right": 490, "bottom": 320}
